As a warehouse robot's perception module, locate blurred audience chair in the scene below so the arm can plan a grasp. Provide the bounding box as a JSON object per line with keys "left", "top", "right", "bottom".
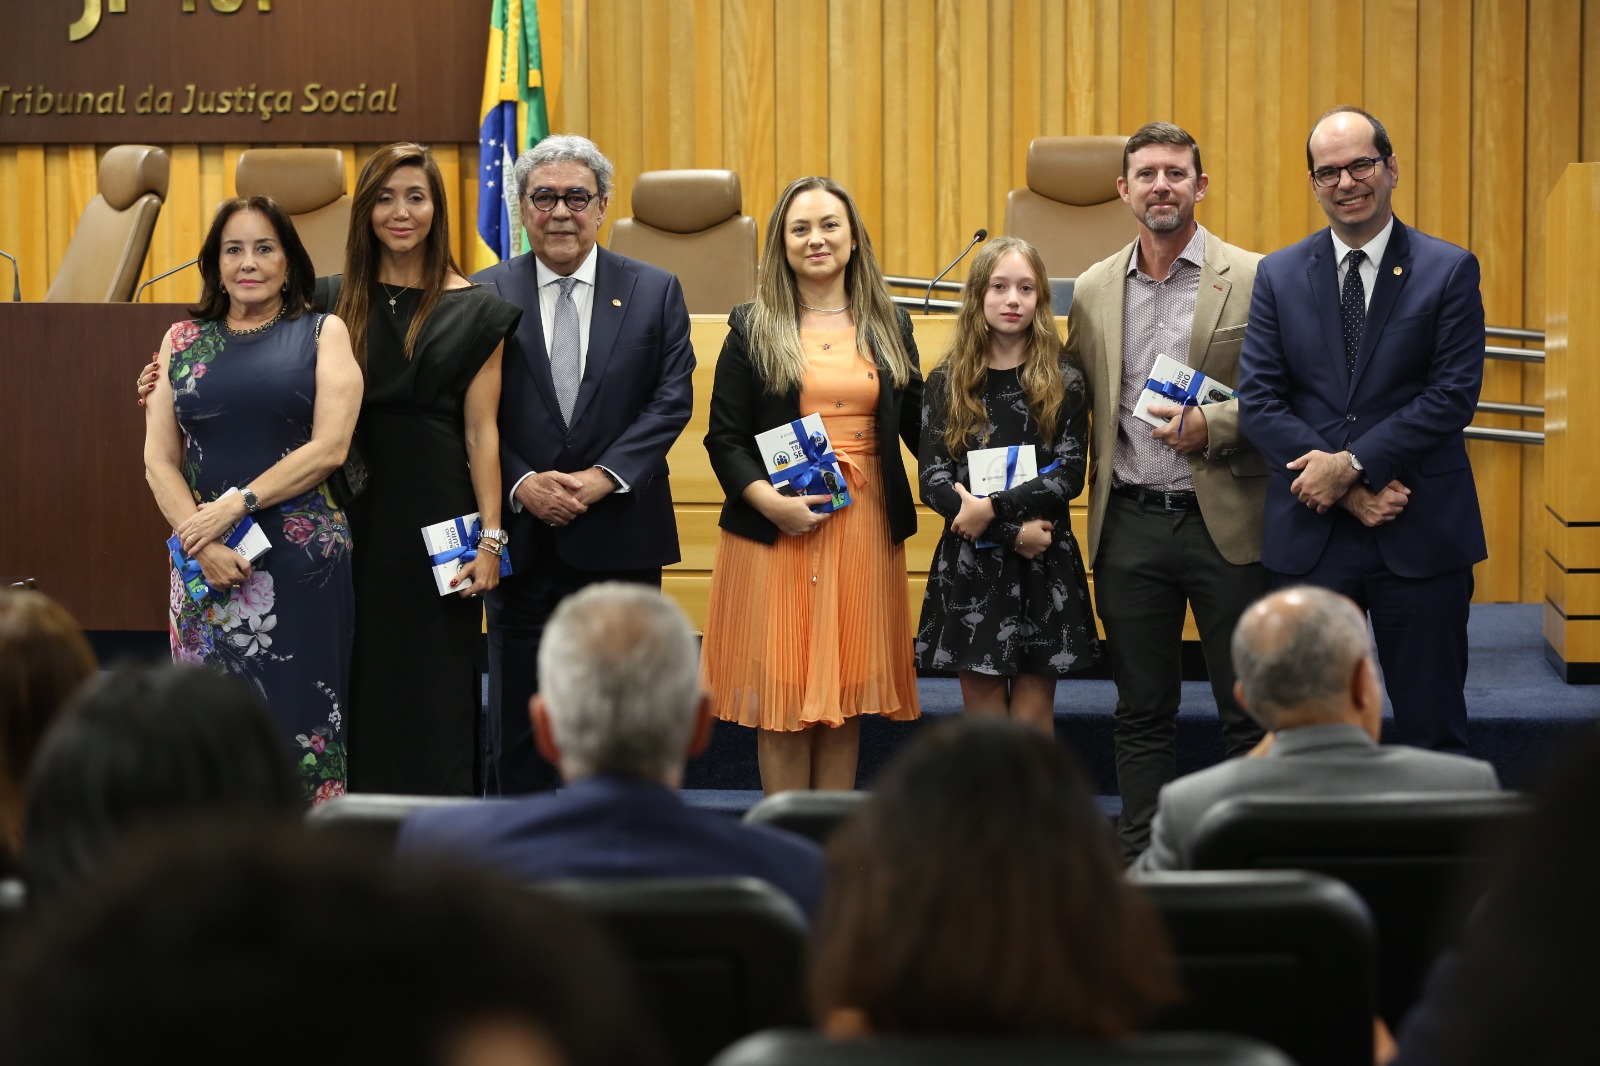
{"left": 1189, "top": 791, "right": 1532, "bottom": 1027}
{"left": 742, "top": 789, "right": 865, "bottom": 845}
{"left": 711, "top": 1029, "right": 1295, "bottom": 1066}
{"left": 1132, "top": 869, "right": 1375, "bottom": 1066}
{"left": 44, "top": 145, "right": 169, "bottom": 303}
{"left": 306, "top": 792, "right": 492, "bottom": 851}
{"left": 545, "top": 876, "right": 807, "bottom": 1066}
{"left": 235, "top": 148, "right": 351, "bottom": 277}
{"left": 1004, "top": 136, "right": 1134, "bottom": 280}
{"left": 608, "top": 169, "right": 758, "bottom": 314}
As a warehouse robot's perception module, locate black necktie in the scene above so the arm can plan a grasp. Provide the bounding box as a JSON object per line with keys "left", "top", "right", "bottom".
{"left": 1340, "top": 249, "right": 1367, "bottom": 376}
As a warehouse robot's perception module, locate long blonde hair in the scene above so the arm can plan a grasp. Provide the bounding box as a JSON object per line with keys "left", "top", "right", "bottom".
{"left": 337, "top": 142, "right": 463, "bottom": 369}
{"left": 746, "top": 177, "right": 912, "bottom": 395}
{"left": 936, "top": 237, "right": 1066, "bottom": 458}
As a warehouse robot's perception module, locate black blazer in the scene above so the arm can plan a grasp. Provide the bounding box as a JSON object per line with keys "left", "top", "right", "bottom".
{"left": 704, "top": 303, "right": 923, "bottom": 545}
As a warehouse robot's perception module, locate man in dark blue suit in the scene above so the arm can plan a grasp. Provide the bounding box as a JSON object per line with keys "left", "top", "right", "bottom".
{"left": 474, "top": 135, "right": 695, "bottom": 793}
{"left": 398, "top": 583, "right": 825, "bottom": 917}
{"left": 1238, "top": 106, "right": 1487, "bottom": 753}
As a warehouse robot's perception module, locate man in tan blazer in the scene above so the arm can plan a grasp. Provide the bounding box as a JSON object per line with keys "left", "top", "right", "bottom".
{"left": 1067, "top": 122, "right": 1268, "bottom": 859}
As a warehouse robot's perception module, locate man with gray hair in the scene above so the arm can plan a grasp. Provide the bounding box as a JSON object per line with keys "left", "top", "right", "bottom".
{"left": 473, "top": 134, "right": 695, "bottom": 794}
{"left": 1133, "top": 585, "right": 1498, "bottom": 872}
{"left": 398, "top": 584, "right": 825, "bottom": 916}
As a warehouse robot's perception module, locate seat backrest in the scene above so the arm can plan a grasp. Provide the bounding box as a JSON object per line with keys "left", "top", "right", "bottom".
{"left": 544, "top": 876, "right": 808, "bottom": 1066}
{"left": 1004, "top": 135, "right": 1135, "bottom": 281}
{"left": 711, "top": 1028, "right": 1295, "bottom": 1066}
{"left": 608, "top": 169, "right": 758, "bottom": 315}
{"left": 1132, "top": 869, "right": 1375, "bottom": 1066}
{"left": 235, "top": 148, "right": 351, "bottom": 278}
{"left": 742, "top": 790, "right": 866, "bottom": 845}
{"left": 1189, "top": 791, "right": 1531, "bottom": 1025}
{"left": 305, "top": 792, "right": 493, "bottom": 850}
{"left": 44, "top": 144, "right": 169, "bottom": 302}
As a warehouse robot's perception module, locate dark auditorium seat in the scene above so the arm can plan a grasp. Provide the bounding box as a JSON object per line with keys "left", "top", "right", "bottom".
{"left": 1131, "top": 869, "right": 1375, "bottom": 1066}
{"left": 710, "top": 1028, "right": 1294, "bottom": 1066}
{"left": 304, "top": 792, "right": 492, "bottom": 850}
{"left": 742, "top": 790, "right": 866, "bottom": 845}
{"left": 544, "top": 876, "right": 808, "bottom": 1066}
{"left": 1188, "top": 791, "right": 1531, "bottom": 1026}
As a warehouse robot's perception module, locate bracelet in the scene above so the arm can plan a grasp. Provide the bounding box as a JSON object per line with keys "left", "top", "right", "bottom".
{"left": 475, "top": 539, "right": 504, "bottom": 558}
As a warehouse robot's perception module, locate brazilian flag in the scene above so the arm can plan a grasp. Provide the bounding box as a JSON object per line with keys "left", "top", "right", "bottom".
{"left": 475, "top": 0, "right": 550, "bottom": 268}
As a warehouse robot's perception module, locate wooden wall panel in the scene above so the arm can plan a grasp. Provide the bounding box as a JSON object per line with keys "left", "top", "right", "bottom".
{"left": 5, "top": 0, "right": 1596, "bottom": 605}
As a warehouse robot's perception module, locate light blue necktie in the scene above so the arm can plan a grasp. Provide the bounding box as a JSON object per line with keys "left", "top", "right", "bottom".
{"left": 550, "top": 275, "right": 581, "bottom": 424}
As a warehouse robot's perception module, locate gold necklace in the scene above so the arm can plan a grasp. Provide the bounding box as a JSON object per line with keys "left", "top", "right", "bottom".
{"left": 224, "top": 304, "right": 286, "bottom": 336}
{"left": 379, "top": 276, "right": 422, "bottom": 313}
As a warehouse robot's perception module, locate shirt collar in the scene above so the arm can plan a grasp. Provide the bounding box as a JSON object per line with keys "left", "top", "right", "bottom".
{"left": 1125, "top": 224, "right": 1208, "bottom": 278}
{"left": 1330, "top": 215, "right": 1395, "bottom": 270}
{"left": 535, "top": 243, "right": 600, "bottom": 291}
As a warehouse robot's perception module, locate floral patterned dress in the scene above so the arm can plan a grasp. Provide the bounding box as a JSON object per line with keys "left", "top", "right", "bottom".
{"left": 166, "top": 314, "right": 355, "bottom": 805}
{"left": 915, "top": 358, "right": 1100, "bottom": 676}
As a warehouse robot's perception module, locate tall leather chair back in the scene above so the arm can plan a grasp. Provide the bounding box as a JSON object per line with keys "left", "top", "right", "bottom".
{"left": 608, "top": 170, "right": 758, "bottom": 314}
{"left": 45, "top": 145, "right": 169, "bottom": 302}
{"left": 235, "top": 148, "right": 351, "bottom": 278}
{"left": 1004, "top": 136, "right": 1135, "bottom": 280}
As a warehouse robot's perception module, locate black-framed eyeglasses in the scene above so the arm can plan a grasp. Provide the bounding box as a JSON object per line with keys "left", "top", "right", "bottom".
{"left": 1311, "top": 155, "right": 1390, "bottom": 188}
{"left": 528, "top": 187, "right": 596, "bottom": 212}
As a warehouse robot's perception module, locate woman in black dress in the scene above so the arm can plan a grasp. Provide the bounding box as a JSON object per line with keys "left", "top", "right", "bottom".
{"left": 325, "top": 143, "right": 521, "bottom": 794}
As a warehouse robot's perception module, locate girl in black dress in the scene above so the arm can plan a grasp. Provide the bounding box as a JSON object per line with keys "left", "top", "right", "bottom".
{"left": 914, "top": 237, "right": 1098, "bottom": 732}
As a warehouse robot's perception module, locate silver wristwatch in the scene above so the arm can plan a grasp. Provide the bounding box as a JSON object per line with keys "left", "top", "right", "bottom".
{"left": 241, "top": 486, "right": 260, "bottom": 514}
{"left": 477, "top": 527, "right": 508, "bottom": 547}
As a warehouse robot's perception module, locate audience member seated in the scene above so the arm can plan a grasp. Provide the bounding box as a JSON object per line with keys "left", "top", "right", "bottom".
{"left": 1388, "top": 731, "right": 1600, "bottom": 1066}
{"left": 0, "top": 590, "right": 97, "bottom": 878}
{"left": 1134, "top": 586, "right": 1499, "bottom": 873}
{"left": 23, "top": 665, "right": 302, "bottom": 904}
{"left": 398, "top": 583, "right": 825, "bottom": 916}
{"left": 0, "top": 826, "right": 655, "bottom": 1066}
{"left": 809, "top": 717, "right": 1176, "bottom": 1037}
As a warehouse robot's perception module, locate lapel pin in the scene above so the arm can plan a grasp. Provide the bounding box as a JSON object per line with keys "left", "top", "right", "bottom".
{"left": 1393, "top": 266, "right": 1403, "bottom": 275}
{"left": 611, "top": 298, "right": 622, "bottom": 306}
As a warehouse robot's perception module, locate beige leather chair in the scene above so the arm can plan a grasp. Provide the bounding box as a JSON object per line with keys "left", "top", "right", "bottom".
{"left": 608, "top": 170, "right": 757, "bottom": 314}
{"left": 1004, "top": 136, "right": 1136, "bottom": 280}
{"left": 44, "top": 145, "right": 169, "bottom": 302}
{"left": 234, "top": 148, "right": 350, "bottom": 278}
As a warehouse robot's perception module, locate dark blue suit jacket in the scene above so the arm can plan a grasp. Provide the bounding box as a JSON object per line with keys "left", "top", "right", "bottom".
{"left": 1237, "top": 219, "right": 1487, "bottom": 578}
{"left": 472, "top": 247, "right": 695, "bottom": 573}
{"left": 396, "top": 775, "right": 827, "bottom": 918}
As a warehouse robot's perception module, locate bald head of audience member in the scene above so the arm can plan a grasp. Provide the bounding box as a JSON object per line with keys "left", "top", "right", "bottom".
{"left": 1230, "top": 586, "right": 1382, "bottom": 738}
{"left": 532, "top": 583, "right": 711, "bottom": 789}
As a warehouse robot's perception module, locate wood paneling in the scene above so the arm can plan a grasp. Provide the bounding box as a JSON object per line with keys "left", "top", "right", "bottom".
{"left": 5, "top": 1, "right": 1595, "bottom": 606}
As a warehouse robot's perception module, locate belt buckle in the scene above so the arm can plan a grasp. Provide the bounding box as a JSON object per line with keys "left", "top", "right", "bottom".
{"left": 1161, "top": 490, "right": 1189, "bottom": 512}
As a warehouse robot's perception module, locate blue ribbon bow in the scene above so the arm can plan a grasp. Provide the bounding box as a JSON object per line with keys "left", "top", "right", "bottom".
{"left": 428, "top": 517, "right": 482, "bottom": 569}
{"left": 166, "top": 518, "right": 258, "bottom": 603}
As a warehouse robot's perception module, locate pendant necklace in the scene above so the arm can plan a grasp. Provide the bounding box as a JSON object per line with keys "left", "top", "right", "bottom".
{"left": 379, "top": 276, "right": 422, "bottom": 313}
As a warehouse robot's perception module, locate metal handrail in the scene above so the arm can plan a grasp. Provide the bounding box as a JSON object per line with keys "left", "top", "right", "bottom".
{"left": 1477, "top": 401, "right": 1544, "bottom": 418}
{"left": 891, "top": 295, "right": 960, "bottom": 312}
{"left": 885, "top": 275, "right": 962, "bottom": 294}
{"left": 1466, "top": 426, "right": 1543, "bottom": 445}
{"left": 1487, "top": 325, "right": 1544, "bottom": 342}
{"left": 1486, "top": 344, "right": 1543, "bottom": 364}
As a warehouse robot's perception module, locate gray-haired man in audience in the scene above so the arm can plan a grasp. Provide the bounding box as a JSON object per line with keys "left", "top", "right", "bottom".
{"left": 1134, "top": 585, "right": 1499, "bottom": 872}
{"left": 399, "top": 583, "right": 824, "bottom": 915}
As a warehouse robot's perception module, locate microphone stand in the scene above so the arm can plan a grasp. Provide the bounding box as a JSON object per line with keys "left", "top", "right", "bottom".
{"left": 923, "top": 228, "right": 988, "bottom": 314}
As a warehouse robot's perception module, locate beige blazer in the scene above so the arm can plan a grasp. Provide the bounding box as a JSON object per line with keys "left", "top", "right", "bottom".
{"left": 1070, "top": 232, "right": 1267, "bottom": 567}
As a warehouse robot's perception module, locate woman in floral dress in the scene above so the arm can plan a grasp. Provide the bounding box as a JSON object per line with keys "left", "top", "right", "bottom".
{"left": 142, "top": 196, "right": 363, "bottom": 805}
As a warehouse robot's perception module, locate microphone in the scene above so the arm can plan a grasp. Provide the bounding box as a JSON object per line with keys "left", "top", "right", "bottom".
{"left": 924, "top": 228, "right": 987, "bottom": 315}
{"left": 0, "top": 249, "right": 19, "bottom": 302}
{"left": 134, "top": 257, "right": 200, "bottom": 302}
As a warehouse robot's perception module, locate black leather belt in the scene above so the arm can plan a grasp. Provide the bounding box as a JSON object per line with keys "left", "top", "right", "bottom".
{"left": 1112, "top": 484, "right": 1199, "bottom": 511}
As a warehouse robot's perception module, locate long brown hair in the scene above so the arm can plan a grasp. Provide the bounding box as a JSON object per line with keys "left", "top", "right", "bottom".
{"left": 338, "top": 142, "right": 463, "bottom": 369}
{"left": 747, "top": 176, "right": 912, "bottom": 395}
{"left": 936, "top": 237, "right": 1066, "bottom": 458}
{"left": 810, "top": 718, "right": 1175, "bottom": 1036}
{"left": 189, "top": 197, "right": 317, "bottom": 323}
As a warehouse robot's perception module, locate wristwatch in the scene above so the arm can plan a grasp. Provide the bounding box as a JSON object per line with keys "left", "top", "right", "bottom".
{"left": 477, "top": 527, "right": 508, "bottom": 548}
{"left": 241, "top": 486, "right": 260, "bottom": 514}
{"left": 1347, "top": 451, "right": 1365, "bottom": 474}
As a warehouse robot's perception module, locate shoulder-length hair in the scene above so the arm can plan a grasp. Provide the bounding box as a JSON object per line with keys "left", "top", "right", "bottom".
{"left": 338, "top": 142, "right": 464, "bottom": 369}
{"left": 937, "top": 236, "right": 1066, "bottom": 458}
{"left": 190, "top": 196, "right": 316, "bottom": 323}
{"left": 810, "top": 718, "right": 1176, "bottom": 1037}
{"left": 747, "top": 176, "right": 912, "bottom": 395}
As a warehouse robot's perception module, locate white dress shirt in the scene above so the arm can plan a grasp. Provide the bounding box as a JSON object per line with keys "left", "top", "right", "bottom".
{"left": 1330, "top": 215, "right": 1395, "bottom": 313}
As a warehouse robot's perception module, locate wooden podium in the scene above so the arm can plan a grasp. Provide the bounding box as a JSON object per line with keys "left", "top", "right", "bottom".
{"left": 1542, "top": 163, "right": 1600, "bottom": 682}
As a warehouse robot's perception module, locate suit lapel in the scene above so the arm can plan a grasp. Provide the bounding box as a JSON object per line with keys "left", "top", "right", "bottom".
{"left": 568, "top": 248, "right": 636, "bottom": 429}
{"left": 507, "top": 255, "right": 566, "bottom": 425}
{"left": 1351, "top": 220, "right": 1412, "bottom": 393}
{"left": 1304, "top": 231, "right": 1347, "bottom": 390}
{"left": 1189, "top": 236, "right": 1231, "bottom": 374}
{"left": 1102, "top": 244, "right": 1129, "bottom": 399}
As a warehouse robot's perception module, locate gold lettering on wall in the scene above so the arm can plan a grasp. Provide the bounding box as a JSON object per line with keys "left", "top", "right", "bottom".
{"left": 71, "top": 0, "right": 271, "bottom": 42}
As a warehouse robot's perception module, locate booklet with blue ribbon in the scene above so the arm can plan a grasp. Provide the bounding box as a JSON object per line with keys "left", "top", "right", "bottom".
{"left": 755, "top": 412, "right": 851, "bottom": 514}
{"left": 1133, "top": 353, "right": 1235, "bottom": 430}
{"left": 967, "top": 444, "right": 1060, "bottom": 549}
{"left": 421, "top": 512, "right": 512, "bottom": 596}
{"left": 165, "top": 509, "right": 271, "bottom": 604}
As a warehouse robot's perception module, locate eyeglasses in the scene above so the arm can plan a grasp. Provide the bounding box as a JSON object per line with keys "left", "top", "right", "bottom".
{"left": 1311, "top": 155, "right": 1390, "bottom": 188}
{"left": 528, "top": 187, "right": 596, "bottom": 212}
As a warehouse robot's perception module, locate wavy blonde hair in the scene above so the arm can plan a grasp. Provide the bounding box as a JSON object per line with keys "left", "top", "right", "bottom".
{"left": 746, "top": 177, "right": 911, "bottom": 395}
{"left": 936, "top": 237, "right": 1065, "bottom": 458}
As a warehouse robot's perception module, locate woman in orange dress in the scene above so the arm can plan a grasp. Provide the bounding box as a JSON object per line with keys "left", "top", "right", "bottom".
{"left": 702, "top": 176, "right": 922, "bottom": 793}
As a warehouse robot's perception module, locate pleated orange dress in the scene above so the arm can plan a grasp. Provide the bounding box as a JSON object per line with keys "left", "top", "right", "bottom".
{"left": 702, "top": 327, "right": 921, "bottom": 731}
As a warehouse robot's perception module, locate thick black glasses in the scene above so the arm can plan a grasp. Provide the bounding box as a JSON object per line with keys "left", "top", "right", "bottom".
{"left": 529, "top": 187, "right": 596, "bottom": 212}
{"left": 1311, "top": 155, "right": 1390, "bottom": 188}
